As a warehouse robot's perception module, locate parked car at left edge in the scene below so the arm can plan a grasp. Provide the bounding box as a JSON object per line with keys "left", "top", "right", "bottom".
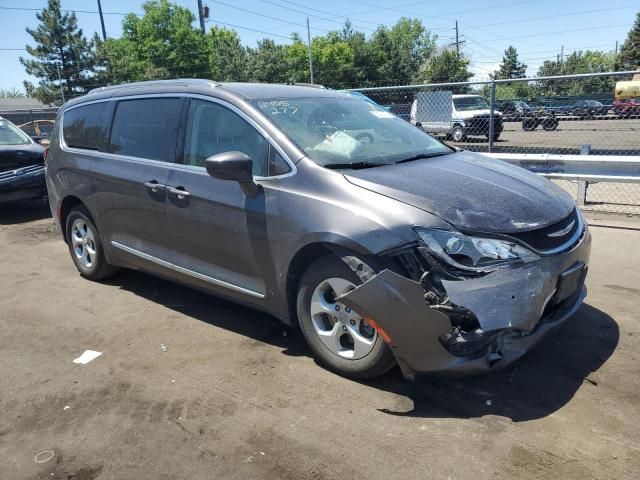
{"left": 0, "top": 116, "right": 47, "bottom": 204}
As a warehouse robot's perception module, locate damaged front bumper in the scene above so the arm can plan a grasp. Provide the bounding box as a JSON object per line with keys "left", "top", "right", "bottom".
{"left": 337, "top": 228, "right": 591, "bottom": 380}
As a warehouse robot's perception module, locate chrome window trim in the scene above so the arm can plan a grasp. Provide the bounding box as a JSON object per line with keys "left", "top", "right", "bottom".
{"left": 111, "top": 241, "right": 265, "bottom": 299}
{"left": 59, "top": 93, "right": 297, "bottom": 180}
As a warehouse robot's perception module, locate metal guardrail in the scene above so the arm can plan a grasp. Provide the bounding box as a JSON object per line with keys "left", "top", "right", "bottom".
{"left": 482, "top": 153, "right": 640, "bottom": 182}
{"left": 481, "top": 152, "right": 640, "bottom": 211}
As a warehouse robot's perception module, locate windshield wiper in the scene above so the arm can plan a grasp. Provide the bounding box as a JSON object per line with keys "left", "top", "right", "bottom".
{"left": 323, "top": 161, "right": 388, "bottom": 170}
{"left": 394, "top": 151, "right": 453, "bottom": 164}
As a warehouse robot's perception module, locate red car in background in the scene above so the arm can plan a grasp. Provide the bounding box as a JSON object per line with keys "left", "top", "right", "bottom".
{"left": 613, "top": 98, "right": 640, "bottom": 118}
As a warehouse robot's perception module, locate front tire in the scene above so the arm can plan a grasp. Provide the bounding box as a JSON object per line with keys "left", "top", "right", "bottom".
{"left": 451, "top": 125, "right": 465, "bottom": 142}
{"left": 522, "top": 117, "right": 538, "bottom": 131}
{"left": 65, "top": 206, "right": 119, "bottom": 280}
{"left": 296, "top": 255, "right": 396, "bottom": 379}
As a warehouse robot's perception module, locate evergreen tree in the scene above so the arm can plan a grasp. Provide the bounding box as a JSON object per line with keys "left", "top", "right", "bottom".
{"left": 492, "top": 46, "right": 527, "bottom": 79}
{"left": 615, "top": 11, "right": 640, "bottom": 70}
{"left": 19, "top": 0, "right": 97, "bottom": 104}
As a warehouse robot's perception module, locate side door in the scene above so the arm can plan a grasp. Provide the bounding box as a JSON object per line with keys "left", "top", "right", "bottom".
{"left": 164, "top": 97, "right": 292, "bottom": 300}
{"left": 90, "top": 96, "right": 186, "bottom": 271}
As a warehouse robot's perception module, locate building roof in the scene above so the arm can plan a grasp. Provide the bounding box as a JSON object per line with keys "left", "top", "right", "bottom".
{"left": 0, "top": 97, "right": 51, "bottom": 111}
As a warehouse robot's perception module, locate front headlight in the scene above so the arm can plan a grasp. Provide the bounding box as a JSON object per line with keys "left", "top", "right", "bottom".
{"left": 415, "top": 227, "right": 539, "bottom": 273}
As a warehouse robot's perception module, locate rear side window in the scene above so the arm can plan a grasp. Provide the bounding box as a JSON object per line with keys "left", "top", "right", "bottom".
{"left": 109, "top": 98, "right": 182, "bottom": 162}
{"left": 63, "top": 103, "right": 109, "bottom": 150}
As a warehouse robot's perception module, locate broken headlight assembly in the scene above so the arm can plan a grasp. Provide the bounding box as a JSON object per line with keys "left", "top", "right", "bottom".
{"left": 414, "top": 227, "right": 540, "bottom": 274}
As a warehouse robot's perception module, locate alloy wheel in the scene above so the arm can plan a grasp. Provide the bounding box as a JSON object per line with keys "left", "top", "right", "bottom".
{"left": 70, "top": 218, "right": 97, "bottom": 270}
{"left": 309, "top": 277, "right": 377, "bottom": 360}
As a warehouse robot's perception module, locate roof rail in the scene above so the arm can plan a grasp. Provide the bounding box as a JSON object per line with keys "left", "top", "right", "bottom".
{"left": 291, "top": 82, "right": 326, "bottom": 89}
{"left": 88, "top": 78, "right": 220, "bottom": 95}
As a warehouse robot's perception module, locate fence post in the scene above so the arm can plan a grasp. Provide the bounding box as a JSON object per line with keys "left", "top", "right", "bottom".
{"left": 488, "top": 80, "right": 496, "bottom": 153}
{"left": 577, "top": 143, "right": 591, "bottom": 206}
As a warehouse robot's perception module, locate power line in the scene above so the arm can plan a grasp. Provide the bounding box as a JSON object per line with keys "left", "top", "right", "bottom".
{"left": 272, "top": 0, "right": 454, "bottom": 32}
{"left": 212, "top": 0, "right": 333, "bottom": 33}
{"left": 257, "top": 0, "right": 378, "bottom": 32}
{"left": 0, "top": 6, "right": 130, "bottom": 15}
{"left": 273, "top": 0, "right": 381, "bottom": 26}
{"left": 467, "top": 5, "right": 639, "bottom": 29}
{"left": 478, "top": 23, "right": 631, "bottom": 43}
{"left": 0, "top": 6, "right": 300, "bottom": 42}
{"left": 209, "top": 20, "right": 293, "bottom": 40}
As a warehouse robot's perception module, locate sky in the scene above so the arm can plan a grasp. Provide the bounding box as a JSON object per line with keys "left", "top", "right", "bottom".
{"left": 0, "top": 0, "right": 638, "bottom": 91}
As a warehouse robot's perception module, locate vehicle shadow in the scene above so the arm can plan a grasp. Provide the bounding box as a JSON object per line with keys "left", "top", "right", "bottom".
{"left": 366, "top": 303, "right": 618, "bottom": 422}
{"left": 105, "top": 269, "right": 617, "bottom": 422}
{"left": 0, "top": 199, "right": 51, "bottom": 225}
{"left": 103, "top": 270, "right": 310, "bottom": 357}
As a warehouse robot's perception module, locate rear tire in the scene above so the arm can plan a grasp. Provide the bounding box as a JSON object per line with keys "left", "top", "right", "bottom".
{"left": 296, "top": 255, "right": 396, "bottom": 379}
{"left": 542, "top": 117, "right": 559, "bottom": 131}
{"left": 65, "top": 205, "right": 119, "bottom": 281}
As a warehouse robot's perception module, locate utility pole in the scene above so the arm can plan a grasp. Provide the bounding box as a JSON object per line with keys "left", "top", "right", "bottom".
{"left": 307, "top": 17, "right": 314, "bottom": 84}
{"left": 615, "top": 40, "right": 618, "bottom": 54}
{"left": 448, "top": 21, "right": 465, "bottom": 57}
{"left": 96, "top": 0, "right": 107, "bottom": 40}
{"left": 560, "top": 45, "right": 564, "bottom": 64}
{"left": 56, "top": 63, "right": 65, "bottom": 104}
{"left": 197, "top": 0, "right": 205, "bottom": 34}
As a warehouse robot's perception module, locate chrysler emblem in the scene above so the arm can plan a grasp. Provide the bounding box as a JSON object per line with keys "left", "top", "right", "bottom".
{"left": 547, "top": 220, "right": 575, "bottom": 237}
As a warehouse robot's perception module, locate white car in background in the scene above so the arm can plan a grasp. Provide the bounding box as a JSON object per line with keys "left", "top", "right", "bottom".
{"left": 411, "top": 92, "right": 503, "bottom": 142}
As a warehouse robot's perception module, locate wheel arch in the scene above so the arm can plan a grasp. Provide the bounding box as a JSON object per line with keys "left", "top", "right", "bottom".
{"left": 284, "top": 240, "right": 376, "bottom": 327}
{"left": 59, "top": 195, "right": 97, "bottom": 244}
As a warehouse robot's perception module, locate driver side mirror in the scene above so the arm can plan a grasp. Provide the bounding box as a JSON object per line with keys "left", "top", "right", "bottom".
{"left": 205, "top": 151, "right": 261, "bottom": 197}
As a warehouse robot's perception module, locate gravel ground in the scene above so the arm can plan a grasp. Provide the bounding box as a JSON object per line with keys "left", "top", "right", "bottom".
{"left": 456, "top": 117, "right": 640, "bottom": 155}
{"left": 1, "top": 202, "right": 639, "bottom": 480}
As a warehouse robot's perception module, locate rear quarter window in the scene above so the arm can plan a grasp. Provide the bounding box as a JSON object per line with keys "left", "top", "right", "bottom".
{"left": 62, "top": 102, "right": 110, "bottom": 150}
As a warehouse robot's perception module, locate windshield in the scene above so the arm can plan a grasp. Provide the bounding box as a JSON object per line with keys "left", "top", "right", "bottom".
{"left": 253, "top": 96, "right": 451, "bottom": 168}
{"left": 453, "top": 96, "right": 490, "bottom": 111}
{"left": 0, "top": 119, "right": 31, "bottom": 145}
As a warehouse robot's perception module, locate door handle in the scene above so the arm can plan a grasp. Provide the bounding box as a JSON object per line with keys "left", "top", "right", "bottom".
{"left": 143, "top": 181, "right": 166, "bottom": 193}
{"left": 166, "top": 186, "right": 191, "bottom": 200}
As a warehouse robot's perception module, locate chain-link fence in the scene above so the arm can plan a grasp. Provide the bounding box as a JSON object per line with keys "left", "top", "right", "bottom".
{"left": 345, "top": 71, "right": 640, "bottom": 215}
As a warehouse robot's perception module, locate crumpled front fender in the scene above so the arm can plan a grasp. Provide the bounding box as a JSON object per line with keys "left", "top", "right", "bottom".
{"left": 339, "top": 269, "right": 586, "bottom": 379}
{"left": 337, "top": 270, "right": 460, "bottom": 379}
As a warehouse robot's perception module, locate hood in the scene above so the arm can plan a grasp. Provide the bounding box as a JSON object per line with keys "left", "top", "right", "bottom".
{"left": 343, "top": 151, "right": 575, "bottom": 233}
{"left": 0, "top": 142, "right": 45, "bottom": 174}
{"left": 455, "top": 109, "right": 502, "bottom": 120}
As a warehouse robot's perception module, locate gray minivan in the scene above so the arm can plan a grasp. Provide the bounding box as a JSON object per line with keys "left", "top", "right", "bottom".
{"left": 46, "top": 80, "right": 590, "bottom": 380}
